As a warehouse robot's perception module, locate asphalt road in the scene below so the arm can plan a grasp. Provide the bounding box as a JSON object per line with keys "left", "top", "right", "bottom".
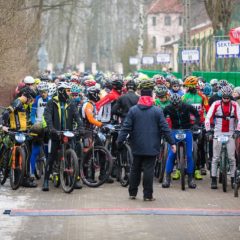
{"left": 0, "top": 174, "right": 240, "bottom": 240}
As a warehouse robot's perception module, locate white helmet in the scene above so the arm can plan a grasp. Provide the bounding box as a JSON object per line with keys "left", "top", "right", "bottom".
{"left": 48, "top": 83, "right": 57, "bottom": 96}
{"left": 24, "top": 76, "right": 35, "bottom": 84}
{"left": 210, "top": 79, "right": 218, "bottom": 86}
{"left": 57, "top": 82, "right": 71, "bottom": 89}
{"left": 37, "top": 82, "right": 49, "bottom": 92}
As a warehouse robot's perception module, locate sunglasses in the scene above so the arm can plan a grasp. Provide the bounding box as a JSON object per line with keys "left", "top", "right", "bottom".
{"left": 222, "top": 96, "right": 230, "bottom": 100}
{"left": 71, "top": 93, "right": 79, "bottom": 97}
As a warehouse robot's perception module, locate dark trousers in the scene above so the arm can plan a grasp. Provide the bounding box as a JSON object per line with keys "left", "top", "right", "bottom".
{"left": 129, "top": 155, "right": 156, "bottom": 199}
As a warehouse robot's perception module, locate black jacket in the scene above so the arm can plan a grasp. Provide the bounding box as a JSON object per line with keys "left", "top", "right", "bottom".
{"left": 163, "top": 103, "right": 200, "bottom": 129}
{"left": 111, "top": 91, "right": 139, "bottom": 119}
{"left": 117, "top": 103, "right": 175, "bottom": 156}
{"left": 43, "top": 96, "right": 82, "bottom": 131}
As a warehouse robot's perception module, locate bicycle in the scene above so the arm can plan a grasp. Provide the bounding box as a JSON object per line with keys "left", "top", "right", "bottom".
{"left": 214, "top": 134, "right": 231, "bottom": 192}
{"left": 154, "top": 137, "right": 168, "bottom": 183}
{"left": 50, "top": 130, "right": 78, "bottom": 193}
{"left": 234, "top": 134, "right": 240, "bottom": 197}
{"left": 79, "top": 127, "right": 113, "bottom": 188}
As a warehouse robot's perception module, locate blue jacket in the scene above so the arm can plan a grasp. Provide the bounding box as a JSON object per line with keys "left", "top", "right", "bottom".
{"left": 117, "top": 102, "right": 175, "bottom": 156}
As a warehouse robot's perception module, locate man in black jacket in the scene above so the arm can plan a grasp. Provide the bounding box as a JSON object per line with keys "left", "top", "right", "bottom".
{"left": 117, "top": 79, "right": 176, "bottom": 201}
{"left": 112, "top": 79, "right": 139, "bottom": 122}
{"left": 42, "top": 82, "right": 82, "bottom": 191}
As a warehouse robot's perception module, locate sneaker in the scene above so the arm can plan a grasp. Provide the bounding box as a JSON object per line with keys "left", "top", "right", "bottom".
{"left": 194, "top": 170, "right": 203, "bottom": 180}
{"left": 42, "top": 180, "right": 49, "bottom": 191}
{"left": 74, "top": 180, "right": 83, "bottom": 189}
{"left": 129, "top": 196, "right": 136, "bottom": 200}
{"left": 172, "top": 169, "right": 180, "bottom": 180}
{"left": 105, "top": 177, "right": 114, "bottom": 184}
{"left": 211, "top": 177, "right": 217, "bottom": 189}
{"left": 143, "top": 197, "right": 156, "bottom": 201}
{"left": 200, "top": 168, "right": 207, "bottom": 175}
{"left": 22, "top": 178, "right": 38, "bottom": 188}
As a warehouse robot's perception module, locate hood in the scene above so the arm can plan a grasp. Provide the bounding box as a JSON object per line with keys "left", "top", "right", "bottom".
{"left": 137, "top": 96, "right": 154, "bottom": 109}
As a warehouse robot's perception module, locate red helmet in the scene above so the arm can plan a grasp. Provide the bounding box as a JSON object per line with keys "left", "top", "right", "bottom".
{"left": 153, "top": 74, "right": 166, "bottom": 85}
{"left": 84, "top": 79, "right": 96, "bottom": 87}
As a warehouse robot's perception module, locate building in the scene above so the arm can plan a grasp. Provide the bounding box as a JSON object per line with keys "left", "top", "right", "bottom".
{"left": 147, "top": 0, "right": 183, "bottom": 52}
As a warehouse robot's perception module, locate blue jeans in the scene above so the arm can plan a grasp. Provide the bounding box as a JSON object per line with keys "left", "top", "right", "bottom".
{"left": 165, "top": 130, "right": 194, "bottom": 174}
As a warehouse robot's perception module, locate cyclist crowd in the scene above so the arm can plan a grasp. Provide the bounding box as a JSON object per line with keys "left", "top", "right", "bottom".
{"left": 0, "top": 70, "right": 240, "bottom": 199}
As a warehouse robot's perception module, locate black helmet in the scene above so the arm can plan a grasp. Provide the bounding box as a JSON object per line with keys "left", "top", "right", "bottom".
{"left": 112, "top": 77, "right": 123, "bottom": 90}
{"left": 20, "top": 86, "right": 36, "bottom": 99}
{"left": 170, "top": 93, "right": 182, "bottom": 105}
{"left": 87, "top": 86, "right": 100, "bottom": 102}
{"left": 126, "top": 80, "right": 136, "bottom": 90}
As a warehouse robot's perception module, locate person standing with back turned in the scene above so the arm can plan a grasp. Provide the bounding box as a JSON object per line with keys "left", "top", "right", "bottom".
{"left": 117, "top": 79, "right": 176, "bottom": 201}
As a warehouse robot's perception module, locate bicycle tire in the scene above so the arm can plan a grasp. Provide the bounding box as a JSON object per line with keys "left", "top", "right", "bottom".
{"left": 234, "top": 170, "right": 239, "bottom": 197}
{"left": 34, "top": 157, "right": 45, "bottom": 180}
{"left": 0, "top": 149, "right": 10, "bottom": 185}
{"left": 60, "top": 148, "right": 78, "bottom": 193}
{"left": 80, "top": 145, "right": 113, "bottom": 187}
{"left": 159, "top": 142, "right": 168, "bottom": 183}
{"left": 179, "top": 146, "right": 185, "bottom": 191}
{"left": 10, "top": 146, "right": 26, "bottom": 190}
{"left": 221, "top": 150, "right": 227, "bottom": 192}
{"left": 118, "top": 143, "right": 133, "bottom": 187}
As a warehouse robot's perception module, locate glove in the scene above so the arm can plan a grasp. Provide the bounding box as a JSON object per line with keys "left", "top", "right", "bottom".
{"left": 116, "top": 141, "right": 124, "bottom": 151}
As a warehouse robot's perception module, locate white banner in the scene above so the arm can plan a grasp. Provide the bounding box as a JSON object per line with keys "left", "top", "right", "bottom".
{"left": 216, "top": 40, "right": 240, "bottom": 58}
{"left": 181, "top": 49, "right": 200, "bottom": 63}
{"left": 142, "top": 56, "right": 154, "bottom": 65}
{"left": 129, "top": 57, "right": 139, "bottom": 65}
{"left": 156, "top": 53, "right": 170, "bottom": 63}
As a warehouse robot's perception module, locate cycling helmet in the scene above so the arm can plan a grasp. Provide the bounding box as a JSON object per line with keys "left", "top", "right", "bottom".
{"left": 229, "top": 83, "right": 235, "bottom": 90}
{"left": 37, "top": 82, "right": 49, "bottom": 92}
{"left": 23, "top": 76, "right": 35, "bottom": 84}
{"left": 155, "top": 86, "right": 168, "bottom": 97}
{"left": 138, "top": 74, "right": 149, "bottom": 81}
{"left": 153, "top": 74, "right": 166, "bottom": 85}
{"left": 20, "top": 86, "right": 36, "bottom": 99}
{"left": 138, "top": 79, "right": 154, "bottom": 90}
{"left": 221, "top": 85, "right": 233, "bottom": 97}
{"left": 197, "top": 76, "right": 205, "bottom": 83}
{"left": 70, "top": 75, "right": 79, "bottom": 83}
{"left": 183, "top": 76, "right": 198, "bottom": 87}
{"left": 234, "top": 87, "right": 240, "bottom": 95}
{"left": 126, "top": 80, "right": 136, "bottom": 90}
{"left": 170, "top": 93, "right": 181, "bottom": 105}
{"left": 84, "top": 79, "right": 96, "bottom": 87}
{"left": 70, "top": 84, "right": 81, "bottom": 94}
{"left": 87, "top": 86, "right": 100, "bottom": 102}
{"left": 197, "top": 80, "right": 205, "bottom": 90}
{"left": 171, "top": 79, "right": 180, "bottom": 86}
{"left": 112, "top": 78, "right": 123, "bottom": 90}
{"left": 48, "top": 83, "right": 57, "bottom": 96}
{"left": 104, "top": 79, "right": 113, "bottom": 90}
{"left": 39, "top": 73, "right": 49, "bottom": 81}
{"left": 203, "top": 83, "right": 212, "bottom": 96}
{"left": 218, "top": 79, "right": 228, "bottom": 89}
{"left": 210, "top": 79, "right": 218, "bottom": 86}
{"left": 57, "top": 82, "right": 71, "bottom": 89}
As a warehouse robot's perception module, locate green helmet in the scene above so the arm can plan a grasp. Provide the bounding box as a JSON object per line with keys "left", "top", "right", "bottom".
{"left": 155, "top": 86, "right": 168, "bottom": 97}
{"left": 138, "top": 79, "right": 154, "bottom": 90}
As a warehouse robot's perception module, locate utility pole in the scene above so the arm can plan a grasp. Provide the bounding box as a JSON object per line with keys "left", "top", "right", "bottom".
{"left": 182, "top": 0, "right": 191, "bottom": 76}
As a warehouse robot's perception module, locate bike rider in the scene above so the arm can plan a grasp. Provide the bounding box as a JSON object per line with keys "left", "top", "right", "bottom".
{"left": 42, "top": 82, "right": 83, "bottom": 191}
{"left": 182, "top": 76, "right": 209, "bottom": 180}
{"left": 205, "top": 85, "right": 240, "bottom": 189}
{"left": 2, "top": 86, "right": 37, "bottom": 187}
{"left": 154, "top": 86, "right": 171, "bottom": 109}
{"left": 111, "top": 78, "right": 139, "bottom": 123}
{"left": 162, "top": 93, "right": 200, "bottom": 189}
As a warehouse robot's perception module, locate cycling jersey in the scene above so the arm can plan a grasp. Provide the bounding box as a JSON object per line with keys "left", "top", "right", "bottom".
{"left": 205, "top": 100, "right": 240, "bottom": 136}
{"left": 31, "top": 95, "right": 49, "bottom": 124}
{"left": 155, "top": 98, "right": 171, "bottom": 109}
{"left": 182, "top": 92, "right": 209, "bottom": 123}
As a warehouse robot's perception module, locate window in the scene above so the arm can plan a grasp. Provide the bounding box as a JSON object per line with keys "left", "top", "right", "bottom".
{"left": 152, "top": 36, "right": 157, "bottom": 49}
{"left": 164, "top": 15, "right": 171, "bottom": 26}
{"left": 164, "top": 36, "right": 171, "bottom": 43}
{"left": 179, "top": 16, "right": 182, "bottom": 26}
{"left": 152, "top": 17, "right": 156, "bottom": 26}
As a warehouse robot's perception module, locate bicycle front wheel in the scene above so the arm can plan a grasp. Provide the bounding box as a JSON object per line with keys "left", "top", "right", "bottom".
{"left": 234, "top": 170, "right": 239, "bottom": 197}
{"left": 179, "top": 146, "right": 185, "bottom": 191}
{"left": 117, "top": 143, "right": 133, "bottom": 187}
{"left": 80, "top": 145, "right": 113, "bottom": 187}
{"left": 60, "top": 149, "right": 78, "bottom": 193}
{"left": 10, "top": 146, "right": 26, "bottom": 190}
{"left": 221, "top": 150, "right": 227, "bottom": 192}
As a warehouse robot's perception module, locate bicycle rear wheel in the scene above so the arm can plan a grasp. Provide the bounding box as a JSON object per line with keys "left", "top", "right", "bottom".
{"left": 158, "top": 142, "right": 168, "bottom": 183}
{"left": 60, "top": 149, "right": 78, "bottom": 193}
{"left": 0, "top": 149, "right": 10, "bottom": 185}
{"left": 179, "top": 146, "right": 185, "bottom": 191}
{"left": 80, "top": 145, "right": 113, "bottom": 187}
{"left": 118, "top": 143, "right": 133, "bottom": 187}
{"left": 234, "top": 170, "right": 239, "bottom": 197}
{"left": 10, "top": 146, "right": 26, "bottom": 190}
